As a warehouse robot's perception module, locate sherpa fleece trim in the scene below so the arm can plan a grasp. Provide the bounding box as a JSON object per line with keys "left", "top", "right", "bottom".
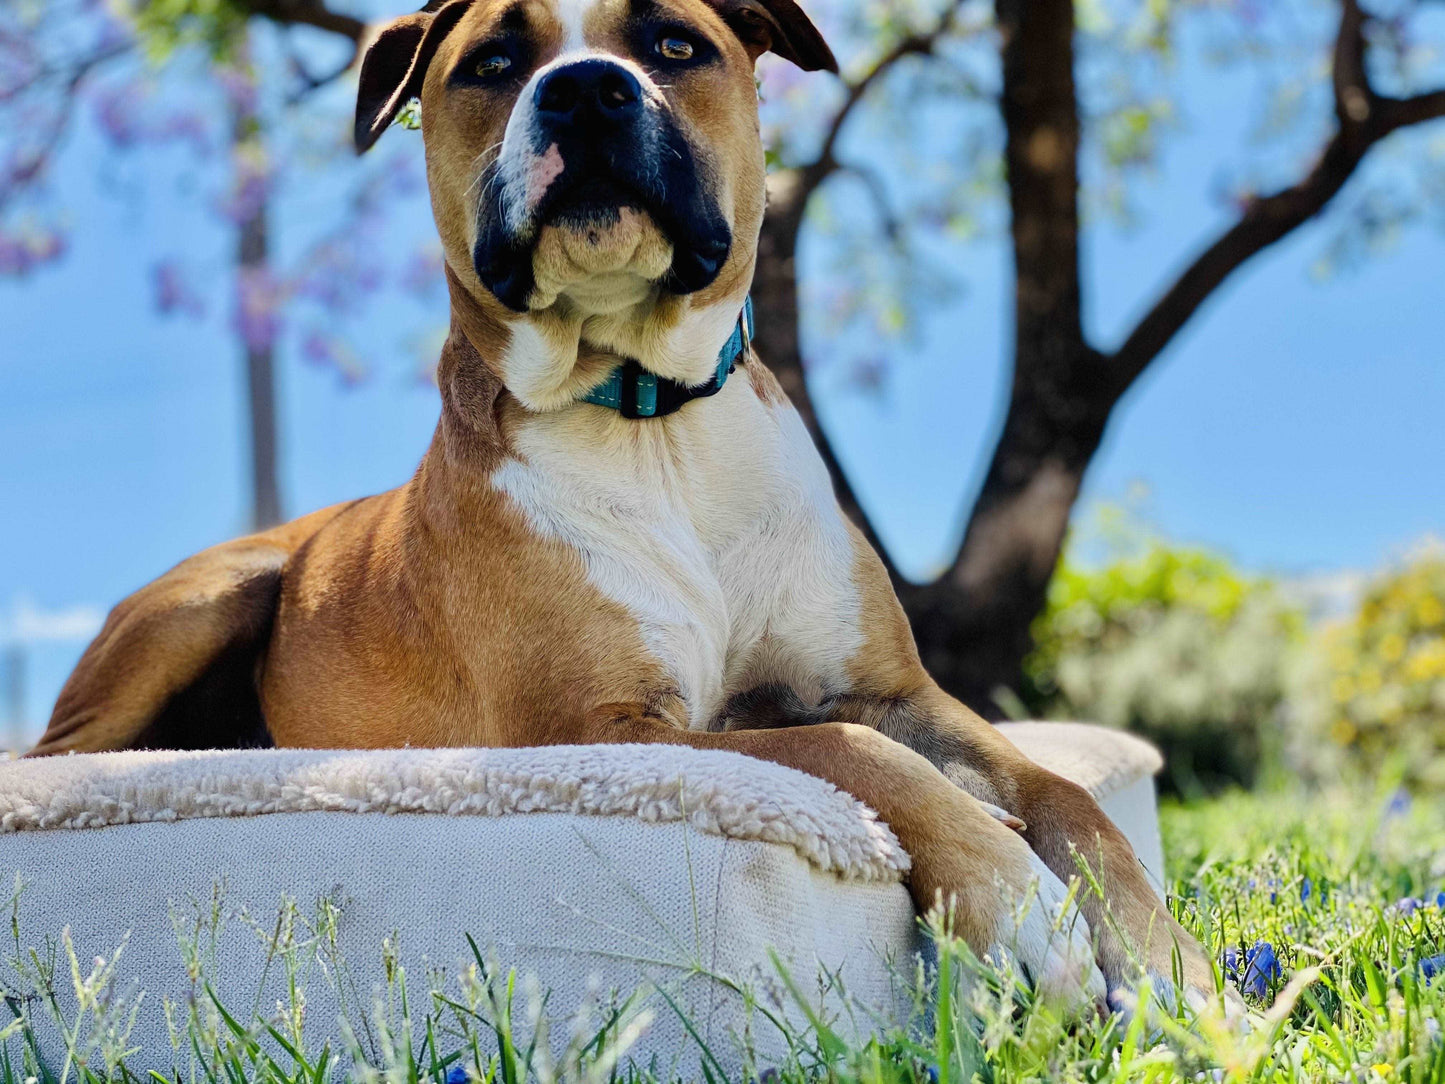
{"left": 0, "top": 744, "right": 910, "bottom": 883}
{"left": 0, "top": 723, "right": 1160, "bottom": 881}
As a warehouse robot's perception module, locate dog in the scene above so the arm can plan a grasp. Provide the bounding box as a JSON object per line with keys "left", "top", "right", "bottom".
{"left": 31, "top": 0, "right": 1226, "bottom": 1015}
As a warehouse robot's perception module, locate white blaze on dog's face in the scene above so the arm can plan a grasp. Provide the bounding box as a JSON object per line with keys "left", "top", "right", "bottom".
{"left": 355, "top": 0, "right": 835, "bottom": 408}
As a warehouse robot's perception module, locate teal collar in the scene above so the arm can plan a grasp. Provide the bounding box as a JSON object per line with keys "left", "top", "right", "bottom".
{"left": 581, "top": 298, "right": 753, "bottom": 419}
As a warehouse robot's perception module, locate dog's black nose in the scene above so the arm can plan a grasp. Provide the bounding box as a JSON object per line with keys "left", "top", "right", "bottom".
{"left": 535, "top": 60, "right": 642, "bottom": 127}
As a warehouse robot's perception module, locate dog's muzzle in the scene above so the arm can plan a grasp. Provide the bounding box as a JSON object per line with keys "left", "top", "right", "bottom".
{"left": 473, "top": 56, "right": 732, "bottom": 311}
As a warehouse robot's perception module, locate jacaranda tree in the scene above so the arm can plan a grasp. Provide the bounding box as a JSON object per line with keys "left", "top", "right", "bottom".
{"left": 3, "top": 0, "right": 1443, "bottom": 711}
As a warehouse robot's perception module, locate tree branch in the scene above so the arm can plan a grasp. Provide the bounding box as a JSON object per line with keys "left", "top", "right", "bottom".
{"left": 834, "top": 161, "right": 903, "bottom": 240}
{"left": 758, "top": 0, "right": 973, "bottom": 582}
{"left": 235, "top": 0, "right": 366, "bottom": 44}
{"left": 805, "top": 4, "right": 968, "bottom": 189}
{"left": 1107, "top": 0, "right": 1445, "bottom": 391}
{"left": 0, "top": 39, "right": 130, "bottom": 104}
{"left": 283, "top": 36, "right": 361, "bottom": 104}
{"left": 0, "top": 40, "right": 133, "bottom": 212}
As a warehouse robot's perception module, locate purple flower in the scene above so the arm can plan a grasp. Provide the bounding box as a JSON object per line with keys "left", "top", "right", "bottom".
{"left": 0, "top": 228, "right": 65, "bottom": 276}
{"left": 1395, "top": 897, "right": 1426, "bottom": 916}
{"left": 1226, "top": 941, "right": 1281, "bottom": 998}
{"left": 153, "top": 260, "right": 205, "bottom": 318}
{"left": 220, "top": 160, "right": 270, "bottom": 226}
{"left": 1421, "top": 955, "right": 1445, "bottom": 985}
{"left": 236, "top": 267, "right": 282, "bottom": 352}
{"left": 1386, "top": 788, "right": 1411, "bottom": 819}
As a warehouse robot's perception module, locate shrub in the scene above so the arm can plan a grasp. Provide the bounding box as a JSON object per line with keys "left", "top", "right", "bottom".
{"left": 1319, "top": 549, "right": 1445, "bottom": 788}
{"left": 1023, "top": 525, "right": 1303, "bottom": 795}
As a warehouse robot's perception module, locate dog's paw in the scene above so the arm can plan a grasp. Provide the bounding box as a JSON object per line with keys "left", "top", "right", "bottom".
{"left": 989, "top": 851, "right": 1106, "bottom": 1013}
{"left": 1108, "top": 972, "right": 1249, "bottom": 1029}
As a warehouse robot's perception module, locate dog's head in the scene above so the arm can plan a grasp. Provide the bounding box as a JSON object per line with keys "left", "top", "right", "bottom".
{"left": 355, "top": 0, "right": 834, "bottom": 409}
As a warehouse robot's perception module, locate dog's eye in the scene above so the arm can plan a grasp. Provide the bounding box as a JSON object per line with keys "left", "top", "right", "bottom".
{"left": 475, "top": 53, "right": 512, "bottom": 78}
{"left": 654, "top": 34, "right": 695, "bottom": 62}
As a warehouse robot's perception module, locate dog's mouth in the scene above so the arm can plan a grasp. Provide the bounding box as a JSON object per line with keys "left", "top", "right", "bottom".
{"left": 538, "top": 176, "right": 642, "bottom": 227}
{"left": 473, "top": 128, "right": 731, "bottom": 312}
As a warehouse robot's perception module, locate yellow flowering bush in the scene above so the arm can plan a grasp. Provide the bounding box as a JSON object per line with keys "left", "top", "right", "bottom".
{"left": 1323, "top": 552, "right": 1445, "bottom": 786}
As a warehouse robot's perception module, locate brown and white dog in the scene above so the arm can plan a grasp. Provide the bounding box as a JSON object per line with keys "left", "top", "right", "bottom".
{"left": 31, "top": 0, "right": 1225, "bottom": 1015}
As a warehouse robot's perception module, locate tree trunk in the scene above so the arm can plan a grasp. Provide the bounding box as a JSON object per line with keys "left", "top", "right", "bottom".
{"left": 749, "top": 3, "right": 1098, "bottom": 714}
{"left": 748, "top": 0, "right": 1445, "bottom": 716}
{"left": 232, "top": 81, "right": 282, "bottom": 530}
{"left": 900, "top": 0, "right": 1097, "bottom": 716}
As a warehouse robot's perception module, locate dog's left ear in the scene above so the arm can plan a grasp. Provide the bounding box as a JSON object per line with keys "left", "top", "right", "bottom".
{"left": 354, "top": 0, "right": 474, "bottom": 153}
{"left": 711, "top": 0, "right": 838, "bottom": 73}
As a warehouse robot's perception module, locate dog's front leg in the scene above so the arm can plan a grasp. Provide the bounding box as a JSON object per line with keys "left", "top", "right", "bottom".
{"left": 573, "top": 701, "right": 1105, "bottom": 1011}
{"left": 826, "top": 683, "right": 1228, "bottom": 1012}
{"left": 828, "top": 532, "right": 1232, "bottom": 1013}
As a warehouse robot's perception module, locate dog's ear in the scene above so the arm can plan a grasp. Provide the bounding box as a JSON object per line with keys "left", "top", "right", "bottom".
{"left": 711, "top": 0, "right": 837, "bottom": 73}
{"left": 354, "top": 0, "right": 474, "bottom": 153}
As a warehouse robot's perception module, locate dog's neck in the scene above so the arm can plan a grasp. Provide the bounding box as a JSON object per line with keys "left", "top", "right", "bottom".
{"left": 441, "top": 264, "right": 752, "bottom": 411}
{"left": 438, "top": 266, "right": 749, "bottom": 424}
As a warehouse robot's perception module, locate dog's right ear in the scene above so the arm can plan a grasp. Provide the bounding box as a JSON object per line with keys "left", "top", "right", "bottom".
{"left": 354, "top": 0, "right": 473, "bottom": 153}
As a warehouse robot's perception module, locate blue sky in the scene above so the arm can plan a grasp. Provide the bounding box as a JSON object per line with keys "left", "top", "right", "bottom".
{"left": 2, "top": 10, "right": 1443, "bottom": 737}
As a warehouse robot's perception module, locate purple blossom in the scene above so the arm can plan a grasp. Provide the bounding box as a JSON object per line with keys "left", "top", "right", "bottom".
{"left": 157, "top": 110, "right": 213, "bottom": 156}
{"left": 0, "top": 228, "right": 65, "bottom": 276}
{"left": 1225, "top": 941, "right": 1281, "bottom": 999}
{"left": 92, "top": 83, "right": 144, "bottom": 147}
{"left": 215, "top": 67, "right": 259, "bottom": 116}
{"left": 153, "top": 260, "right": 205, "bottom": 318}
{"left": 1386, "top": 788, "right": 1411, "bottom": 819}
{"left": 236, "top": 267, "right": 282, "bottom": 352}
{"left": 221, "top": 155, "right": 270, "bottom": 226}
{"left": 1395, "top": 897, "right": 1426, "bottom": 916}
{"left": 87, "top": 77, "right": 217, "bottom": 157}
{"left": 401, "top": 246, "right": 445, "bottom": 297}
{"left": 1421, "top": 955, "right": 1445, "bottom": 985}
{"left": 301, "top": 331, "right": 365, "bottom": 384}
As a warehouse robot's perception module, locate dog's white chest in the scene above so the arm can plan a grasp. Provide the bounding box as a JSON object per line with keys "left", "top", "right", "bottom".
{"left": 491, "top": 379, "right": 865, "bottom": 727}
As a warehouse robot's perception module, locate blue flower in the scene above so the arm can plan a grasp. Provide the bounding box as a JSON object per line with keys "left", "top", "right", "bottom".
{"left": 1421, "top": 955, "right": 1445, "bottom": 986}
{"left": 1301, "top": 877, "right": 1312, "bottom": 903}
{"left": 1233, "top": 941, "right": 1282, "bottom": 999}
{"left": 443, "top": 1066, "right": 470, "bottom": 1084}
{"left": 1395, "top": 897, "right": 1426, "bottom": 916}
{"left": 1436, "top": 890, "right": 1445, "bottom": 909}
{"left": 1386, "top": 788, "right": 1411, "bottom": 818}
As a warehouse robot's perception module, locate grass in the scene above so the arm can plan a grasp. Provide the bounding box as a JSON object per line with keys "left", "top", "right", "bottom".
{"left": 2, "top": 782, "right": 1443, "bottom": 1083}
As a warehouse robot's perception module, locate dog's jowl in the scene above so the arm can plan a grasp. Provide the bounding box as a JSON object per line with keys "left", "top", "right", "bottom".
{"left": 33, "top": 0, "right": 1232, "bottom": 1017}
